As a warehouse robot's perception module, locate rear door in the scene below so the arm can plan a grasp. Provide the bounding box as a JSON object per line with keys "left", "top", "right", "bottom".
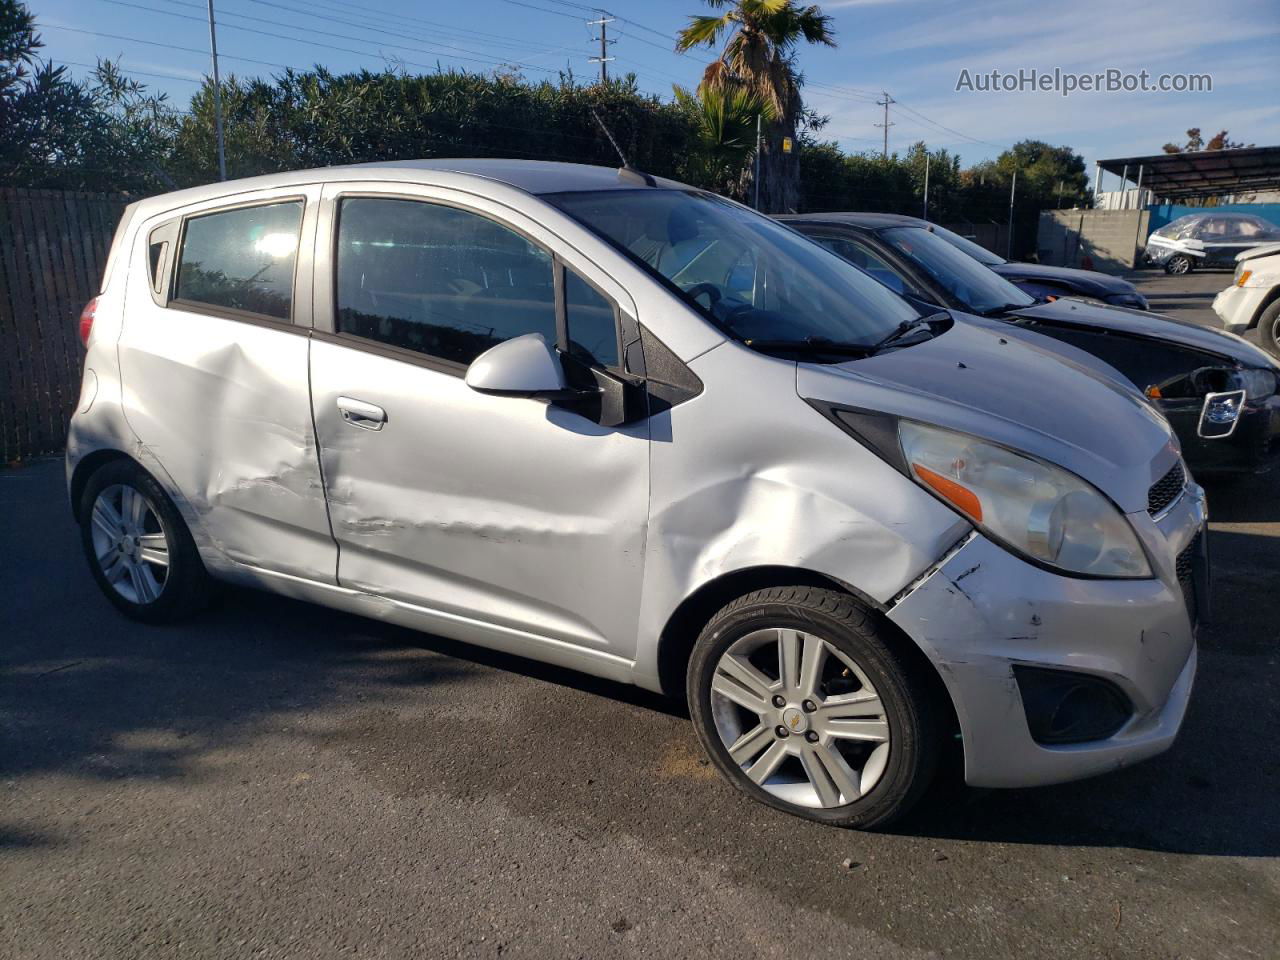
{"left": 117, "top": 185, "right": 336, "bottom": 582}
{"left": 307, "top": 182, "right": 650, "bottom": 662}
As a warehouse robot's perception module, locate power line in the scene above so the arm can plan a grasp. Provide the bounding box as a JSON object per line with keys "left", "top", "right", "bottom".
{"left": 43, "top": 24, "right": 294, "bottom": 70}
{"left": 96, "top": 0, "right": 562, "bottom": 75}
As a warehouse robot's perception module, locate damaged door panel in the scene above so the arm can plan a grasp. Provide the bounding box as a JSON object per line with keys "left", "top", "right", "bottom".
{"left": 116, "top": 185, "right": 337, "bottom": 582}
{"left": 307, "top": 184, "right": 650, "bottom": 660}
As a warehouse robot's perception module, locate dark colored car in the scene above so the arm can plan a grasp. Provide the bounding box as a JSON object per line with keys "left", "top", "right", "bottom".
{"left": 1145, "top": 212, "right": 1280, "bottom": 275}
{"left": 919, "top": 217, "right": 1149, "bottom": 309}
{"left": 780, "top": 212, "right": 1280, "bottom": 475}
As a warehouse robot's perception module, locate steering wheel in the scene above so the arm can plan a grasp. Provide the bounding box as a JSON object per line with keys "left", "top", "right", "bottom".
{"left": 682, "top": 282, "right": 722, "bottom": 309}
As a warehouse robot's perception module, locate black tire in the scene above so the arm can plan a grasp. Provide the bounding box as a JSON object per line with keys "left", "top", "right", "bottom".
{"left": 78, "top": 458, "right": 211, "bottom": 623}
{"left": 687, "top": 586, "right": 939, "bottom": 830}
{"left": 1256, "top": 298, "right": 1280, "bottom": 361}
{"left": 1164, "top": 254, "right": 1194, "bottom": 275}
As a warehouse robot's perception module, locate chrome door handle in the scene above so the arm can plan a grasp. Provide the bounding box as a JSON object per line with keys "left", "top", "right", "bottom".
{"left": 336, "top": 396, "right": 387, "bottom": 430}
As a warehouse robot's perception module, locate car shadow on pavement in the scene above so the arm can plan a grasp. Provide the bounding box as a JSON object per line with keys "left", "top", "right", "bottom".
{"left": 3, "top": 459, "right": 1276, "bottom": 862}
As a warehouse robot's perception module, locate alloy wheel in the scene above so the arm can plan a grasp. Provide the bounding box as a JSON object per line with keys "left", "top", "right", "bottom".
{"left": 89, "top": 483, "right": 170, "bottom": 604}
{"left": 709, "top": 627, "right": 891, "bottom": 809}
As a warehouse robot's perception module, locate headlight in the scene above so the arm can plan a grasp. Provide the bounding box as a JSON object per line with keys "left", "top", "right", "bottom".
{"left": 898, "top": 421, "right": 1152, "bottom": 578}
{"left": 1235, "top": 367, "right": 1277, "bottom": 399}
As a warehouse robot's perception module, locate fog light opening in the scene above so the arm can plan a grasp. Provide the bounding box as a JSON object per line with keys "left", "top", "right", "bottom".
{"left": 1013, "top": 666, "right": 1132, "bottom": 745}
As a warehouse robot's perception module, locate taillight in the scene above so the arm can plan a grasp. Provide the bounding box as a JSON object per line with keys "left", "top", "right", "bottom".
{"left": 79, "top": 297, "right": 98, "bottom": 346}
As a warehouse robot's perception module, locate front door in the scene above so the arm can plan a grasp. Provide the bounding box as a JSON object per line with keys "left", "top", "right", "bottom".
{"left": 307, "top": 185, "right": 650, "bottom": 663}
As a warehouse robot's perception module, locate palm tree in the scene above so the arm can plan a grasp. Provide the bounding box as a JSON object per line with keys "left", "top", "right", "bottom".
{"left": 676, "top": 0, "right": 835, "bottom": 212}
{"left": 673, "top": 83, "right": 774, "bottom": 197}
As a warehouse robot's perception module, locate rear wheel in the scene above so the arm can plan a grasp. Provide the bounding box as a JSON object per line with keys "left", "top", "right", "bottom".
{"left": 1256, "top": 299, "right": 1280, "bottom": 360}
{"left": 688, "top": 586, "right": 939, "bottom": 829}
{"left": 78, "top": 459, "right": 211, "bottom": 622}
{"left": 1164, "top": 254, "right": 1194, "bottom": 275}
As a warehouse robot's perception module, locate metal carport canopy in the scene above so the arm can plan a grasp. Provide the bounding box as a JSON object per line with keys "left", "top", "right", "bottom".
{"left": 1098, "top": 145, "right": 1280, "bottom": 200}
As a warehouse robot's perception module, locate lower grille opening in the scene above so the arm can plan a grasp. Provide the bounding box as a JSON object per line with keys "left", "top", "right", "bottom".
{"left": 1013, "top": 666, "right": 1133, "bottom": 745}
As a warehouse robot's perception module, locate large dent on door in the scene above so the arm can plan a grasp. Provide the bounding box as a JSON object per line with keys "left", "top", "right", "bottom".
{"left": 117, "top": 321, "right": 335, "bottom": 582}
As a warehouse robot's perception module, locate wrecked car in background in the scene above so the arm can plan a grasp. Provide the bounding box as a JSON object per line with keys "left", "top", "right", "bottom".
{"left": 1145, "top": 212, "right": 1280, "bottom": 275}
{"left": 70, "top": 160, "right": 1205, "bottom": 830}
{"left": 1214, "top": 242, "right": 1280, "bottom": 360}
{"left": 782, "top": 212, "right": 1280, "bottom": 475}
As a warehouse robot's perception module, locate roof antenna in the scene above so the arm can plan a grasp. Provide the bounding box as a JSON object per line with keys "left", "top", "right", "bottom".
{"left": 591, "top": 107, "right": 656, "bottom": 186}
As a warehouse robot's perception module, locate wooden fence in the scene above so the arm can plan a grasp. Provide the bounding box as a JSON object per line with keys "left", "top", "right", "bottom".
{"left": 0, "top": 188, "right": 127, "bottom": 462}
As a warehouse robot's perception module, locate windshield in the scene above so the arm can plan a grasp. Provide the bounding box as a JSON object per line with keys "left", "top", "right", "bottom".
{"left": 927, "top": 223, "right": 1005, "bottom": 266}
{"left": 880, "top": 226, "right": 1035, "bottom": 315}
{"left": 1152, "top": 215, "right": 1203, "bottom": 240}
{"left": 546, "top": 189, "right": 921, "bottom": 347}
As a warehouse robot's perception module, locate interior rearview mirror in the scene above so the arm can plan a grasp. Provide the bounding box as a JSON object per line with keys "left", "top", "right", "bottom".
{"left": 465, "top": 334, "right": 567, "bottom": 396}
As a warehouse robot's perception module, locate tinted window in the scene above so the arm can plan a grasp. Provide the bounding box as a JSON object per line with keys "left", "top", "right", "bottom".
{"left": 335, "top": 197, "right": 556, "bottom": 365}
{"left": 880, "top": 226, "right": 1035, "bottom": 315}
{"left": 175, "top": 201, "right": 302, "bottom": 319}
{"left": 548, "top": 189, "right": 919, "bottom": 348}
{"left": 564, "top": 270, "right": 619, "bottom": 368}
{"left": 816, "top": 236, "right": 921, "bottom": 297}
{"left": 928, "top": 223, "right": 1005, "bottom": 265}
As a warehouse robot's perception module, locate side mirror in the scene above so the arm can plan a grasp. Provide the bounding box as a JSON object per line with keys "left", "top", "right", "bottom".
{"left": 465, "top": 334, "right": 566, "bottom": 396}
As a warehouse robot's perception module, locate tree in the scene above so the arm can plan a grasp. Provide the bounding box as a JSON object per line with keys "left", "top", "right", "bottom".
{"left": 0, "top": 1, "right": 176, "bottom": 191}
{"left": 676, "top": 0, "right": 836, "bottom": 212}
{"left": 673, "top": 83, "right": 774, "bottom": 197}
{"left": 1162, "top": 127, "right": 1251, "bottom": 153}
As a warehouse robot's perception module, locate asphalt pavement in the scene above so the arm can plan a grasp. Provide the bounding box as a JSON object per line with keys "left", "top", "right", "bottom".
{"left": 3, "top": 271, "right": 1278, "bottom": 959}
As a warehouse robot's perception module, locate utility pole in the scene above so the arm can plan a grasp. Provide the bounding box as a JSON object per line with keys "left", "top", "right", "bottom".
{"left": 587, "top": 13, "right": 615, "bottom": 84}
{"left": 874, "top": 91, "right": 894, "bottom": 159}
{"left": 754, "top": 113, "right": 762, "bottom": 210}
{"left": 1006, "top": 168, "right": 1017, "bottom": 259}
{"left": 206, "top": 0, "right": 227, "bottom": 180}
{"left": 922, "top": 152, "right": 930, "bottom": 220}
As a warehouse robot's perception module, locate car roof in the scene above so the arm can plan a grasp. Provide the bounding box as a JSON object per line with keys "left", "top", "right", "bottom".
{"left": 124, "top": 159, "right": 688, "bottom": 221}
{"left": 777, "top": 212, "right": 929, "bottom": 230}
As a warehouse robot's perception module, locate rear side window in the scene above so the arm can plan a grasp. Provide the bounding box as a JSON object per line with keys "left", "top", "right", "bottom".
{"left": 335, "top": 197, "right": 556, "bottom": 366}
{"left": 175, "top": 200, "right": 303, "bottom": 320}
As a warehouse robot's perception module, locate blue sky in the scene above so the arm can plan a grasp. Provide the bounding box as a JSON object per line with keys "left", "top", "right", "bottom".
{"left": 32, "top": 0, "right": 1280, "bottom": 187}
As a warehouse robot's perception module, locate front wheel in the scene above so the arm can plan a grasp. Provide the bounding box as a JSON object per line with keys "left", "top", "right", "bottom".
{"left": 688, "top": 587, "right": 939, "bottom": 829}
{"left": 78, "top": 459, "right": 211, "bottom": 622}
{"left": 1164, "top": 254, "right": 1194, "bottom": 275}
{"left": 1256, "top": 299, "right": 1280, "bottom": 360}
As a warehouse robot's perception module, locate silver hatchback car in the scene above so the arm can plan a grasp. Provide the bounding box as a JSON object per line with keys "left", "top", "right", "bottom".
{"left": 68, "top": 160, "right": 1206, "bottom": 828}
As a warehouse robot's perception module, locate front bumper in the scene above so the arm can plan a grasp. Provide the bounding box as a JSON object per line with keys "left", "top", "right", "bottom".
{"left": 1213, "top": 284, "right": 1269, "bottom": 334}
{"left": 888, "top": 484, "right": 1206, "bottom": 788}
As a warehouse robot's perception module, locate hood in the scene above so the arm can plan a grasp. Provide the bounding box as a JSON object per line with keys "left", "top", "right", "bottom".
{"left": 1237, "top": 242, "right": 1280, "bottom": 263}
{"left": 796, "top": 317, "right": 1178, "bottom": 514}
{"left": 991, "top": 261, "right": 1135, "bottom": 296}
{"left": 1009, "top": 298, "right": 1280, "bottom": 370}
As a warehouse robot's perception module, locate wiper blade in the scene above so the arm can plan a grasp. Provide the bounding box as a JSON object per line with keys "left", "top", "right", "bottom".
{"left": 742, "top": 336, "right": 874, "bottom": 357}
{"left": 871, "top": 311, "right": 949, "bottom": 350}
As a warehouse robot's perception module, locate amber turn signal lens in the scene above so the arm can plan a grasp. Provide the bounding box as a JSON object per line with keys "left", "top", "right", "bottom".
{"left": 913, "top": 463, "right": 983, "bottom": 522}
{"left": 1145, "top": 385, "right": 1162, "bottom": 399}
{"left": 1237, "top": 270, "right": 1252, "bottom": 287}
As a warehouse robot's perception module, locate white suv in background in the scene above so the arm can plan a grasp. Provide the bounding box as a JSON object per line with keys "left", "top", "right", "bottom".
{"left": 1214, "top": 243, "right": 1280, "bottom": 359}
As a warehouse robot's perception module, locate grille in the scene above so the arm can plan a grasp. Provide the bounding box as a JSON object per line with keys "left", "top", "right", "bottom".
{"left": 1176, "top": 533, "right": 1200, "bottom": 625}
{"left": 1147, "top": 462, "right": 1186, "bottom": 516}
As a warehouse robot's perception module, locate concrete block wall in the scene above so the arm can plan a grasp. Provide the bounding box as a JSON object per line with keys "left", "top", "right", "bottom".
{"left": 1036, "top": 209, "right": 1150, "bottom": 273}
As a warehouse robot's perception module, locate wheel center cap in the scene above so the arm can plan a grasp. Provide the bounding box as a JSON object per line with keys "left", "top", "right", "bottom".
{"left": 781, "top": 706, "right": 808, "bottom": 734}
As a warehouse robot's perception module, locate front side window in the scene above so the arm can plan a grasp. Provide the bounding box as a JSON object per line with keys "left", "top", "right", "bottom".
{"left": 335, "top": 197, "right": 556, "bottom": 366}
{"left": 564, "top": 269, "right": 620, "bottom": 368}
{"left": 175, "top": 201, "right": 303, "bottom": 319}
{"left": 879, "top": 226, "right": 1035, "bottom": 315}
{"left": 547, "top": 189, "right": 921, "bottom": 348}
